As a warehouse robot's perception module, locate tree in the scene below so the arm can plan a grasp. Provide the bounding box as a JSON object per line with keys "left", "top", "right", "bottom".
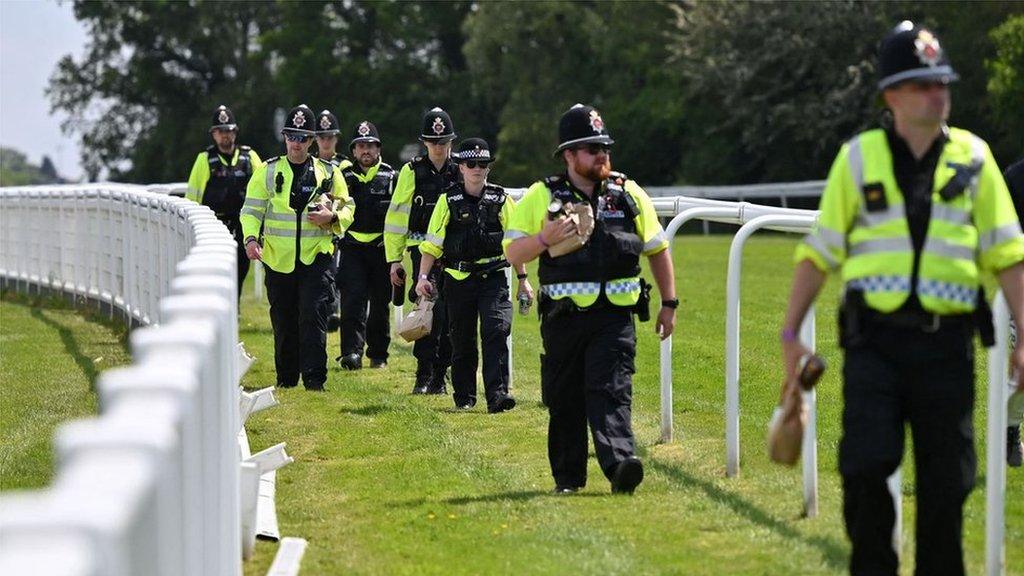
{"left": 987, "top": 14, "right": 1024, "bottom": 163}
{"left": 0, "top": 148, "right": 63, "bottom": 186}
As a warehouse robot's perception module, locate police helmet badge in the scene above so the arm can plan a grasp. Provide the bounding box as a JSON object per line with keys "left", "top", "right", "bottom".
{"left": 320, "top": 115, "right": 332, "bottom": 130}
{"left": 293, "top": 111, "right": 306, "bottom": 128}
{"left": 358, "top": 121, "right": 371, "bottom": 137}
{"left": 432, "top": 117, "right": 446, "bottom": 135}
{"left": 914, "top": 29, "right": 942, "bottom": 67}
{"left": 589, "top": 110, "right": 604, "bottom": 133}
{"left": 218, "top": 109, "right": 230, "bottom": 124}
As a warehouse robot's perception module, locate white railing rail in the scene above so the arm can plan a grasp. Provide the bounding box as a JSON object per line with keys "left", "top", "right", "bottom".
{"left": 0, "top": 184, "right": 287, "bottom": 575}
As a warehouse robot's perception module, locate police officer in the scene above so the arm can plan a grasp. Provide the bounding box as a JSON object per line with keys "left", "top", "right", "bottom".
{"left": 779, "top": 22, "right": 1024, "bottom": 574}
{"left": 1005, "top": 157, "right": 1024, "bottom": 467}
{"left": 504, "top": 104, "right": 677, "bottom": 494}
{"left": 315, "top": 109, "right": 349, "bottom": 333}
{"left": 186, "top": 104, "right": 262, "bottom": 298}
{"left": 337, "top": 120, "right": 397, "bottom": 370}
{"left": 415, "top": 138, "right": 533, "bottom": 412}
{"left": 240, "top": 104, "right": 353, "bottom": 391}
{"left": 384, "top": 107, "right": 459, "bottom": 394}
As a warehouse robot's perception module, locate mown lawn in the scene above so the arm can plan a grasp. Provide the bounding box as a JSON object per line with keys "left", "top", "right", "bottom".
{"left": 0, "top": 294, "right": 130, "bottom": 490}
{"left": 1, "top": 235, "right": 1019, "bottom": 575}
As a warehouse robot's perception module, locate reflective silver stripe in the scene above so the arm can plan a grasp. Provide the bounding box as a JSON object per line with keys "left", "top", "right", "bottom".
{"left": 243, "top": 197, "right": 268, "bottom": 209}
{"left": 384, "top": 224, "right": 407, "bottom": 235}
{"left": 263, "top": 228, "right": 332, "bottom": 239}
{"left": 541, "top": 282, "right": 602, "bottom": 297}
{"left": 848, "top": 237, "right": 912, "bottom": 257}
{"left": 803, "top": 235, "right": 840, "bottom": 270}
{"left": 856, "top": 206, "right": 903, "bottom": 228}
{"left": 814, "top": 226, "right": 846, "bottom": 250}
{"left": 263, "top": 211, "right": 294, "bottom": 223}
{"left": 606, "top": 279, "right": 641, "bottom": 295}
{"left": 425, "top": 233, "right": 444, "bottom": 246}
{"left": 923, "top": 237, "right": 975, "bottom": 261}
{"left": 643, "top": 231, "right": 668, "bottom": 251}
{"left": 846, "top": 275, "right": 912, "bottom": 294}
{"left": 979, "top": 223, "right": 1024, "bottom": 252}
{"left": 408, "top": 232, "right": 426, "bottom": 242}
{"left": 504, "top": 230, "right": 528, "bottom": 241}
{"left": 848, "top": 136, "right": 863, "bottom": 191}
{"left": 265, "top": 159, "right": 278, "bottom": 191}
{"left": 239, "top": 207, "right": 263, "bottom": 219}
{"left": 931, "top": 203, "right": 970, "bottom": 227}
{"left": 917, "top": 279, "right": 977, "bottom": 305}
{"left": 389, "top": 203, "right": 411, "bottom": 215}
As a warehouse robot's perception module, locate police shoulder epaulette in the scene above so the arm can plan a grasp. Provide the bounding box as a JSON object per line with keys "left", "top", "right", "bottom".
{"left": 378, "top": 161, "right": 395, "bottom": 173}
{"left": 239, "top": 145, "right": 252, "bottom": 152}
{"left": 205, "top": 145, "right": 217, "bottom": 154}
{"left": 483, "top": 183, "right": 506, "bottom": 197}
{"left": 263, "top": 155, "right": 281, "bottom": 164}
{"left": 543, "top": 175, "right": 564, "bottom": 188}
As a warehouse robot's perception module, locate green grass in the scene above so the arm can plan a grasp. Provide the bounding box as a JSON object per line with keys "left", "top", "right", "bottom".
{"left": 0, "top": 293, "right": 130, "bottom": 490}
{"left": 1, "top": 236, "right": 1020, "bottom": 574}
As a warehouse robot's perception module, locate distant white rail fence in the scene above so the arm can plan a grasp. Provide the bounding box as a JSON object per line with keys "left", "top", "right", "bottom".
{"left": 0, "top": 184, "right": 296, "bottom": 576}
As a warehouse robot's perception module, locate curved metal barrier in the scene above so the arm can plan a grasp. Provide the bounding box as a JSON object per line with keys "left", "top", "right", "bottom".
{"left": 0, "top": 184, "right": 288, "bottom": 576}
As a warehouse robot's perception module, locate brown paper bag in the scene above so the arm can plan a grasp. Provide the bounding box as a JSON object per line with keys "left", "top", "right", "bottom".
{"left": 767, "top": 354, "right": 826, "bottom": 466}
{"left": 398, "top": 297, "right": 434, "bottom": 342}
{"left": 547, "top": 203, "right": 595, "bottom": 257}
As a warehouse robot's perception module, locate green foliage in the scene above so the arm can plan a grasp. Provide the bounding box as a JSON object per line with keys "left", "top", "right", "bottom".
{"left": 48, "top": 1, "right": 1023, "bottom": 186}
{"left": 987, "top": 14, "right": 1024, "bottom": 160}
{"left": 0, "top": 147, "right": 64, "bottom": 186}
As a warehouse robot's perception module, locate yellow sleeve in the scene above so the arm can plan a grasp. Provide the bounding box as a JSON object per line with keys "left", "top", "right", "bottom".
{"left": 331, "top": 164, "right": 353, "bottom": 236}
{"left": 502, "top": 181, "right": 549, "bottom": 252}
{"left": 794, "top": 142, "right": 859, "bottom": 273}
{"left": 971, "top": 137, "right": 1024, "bottom": 274}
{"left": 626, "top": 181, "right": 669, "bottom": 256}
{"left": 499, "top": 195, "right": 516, "bottom": 229}
{"left": 384, "top": 163, "right": 415, "bottom": 262}
{"left": 420, "top": 194, "right": 449, "bottom": 259}
{"left": 247, "top": 149, "right": 263, "bottom": 170}
{"left": 240, "top": 163, "right": 270, "bottom": 241}
{"left": 186, "top": 152, "right": 208, "bottom": 204}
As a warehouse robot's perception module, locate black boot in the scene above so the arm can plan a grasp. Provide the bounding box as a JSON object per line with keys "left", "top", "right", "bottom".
{"left": 425, "top": 370, "right": 448, "bottom": 395}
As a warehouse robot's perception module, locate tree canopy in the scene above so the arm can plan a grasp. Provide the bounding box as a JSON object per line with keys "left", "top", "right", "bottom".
{"left": 48, "top": 0, "right": 1024, "bottom": 186}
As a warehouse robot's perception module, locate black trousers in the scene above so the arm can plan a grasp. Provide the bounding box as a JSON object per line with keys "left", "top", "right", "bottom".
{"left": 443, "top": 270, "right": 512, "bottom": 409}
{"left": 337, "top": 240, "right": 391, "bottom": 361}
{"left": 840, "top": 320, "right": 976, "bottom": 576}
{"left": 409, "top": 245, "right": 451, "bottom": 384}
{"left": 264, "top": 252, "right": 334, "bottom": 389}
{"left": 541, "top": 305, "right": 637, "bottom": 488}
{"left": 222, "top": 217, "right": 251, "bottom": 300}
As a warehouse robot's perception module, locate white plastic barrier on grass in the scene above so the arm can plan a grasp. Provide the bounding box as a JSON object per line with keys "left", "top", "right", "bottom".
{"left": 0, "top": 184, "right": 291, "bottom": 575}
{"left": 987, "top": 291, "right": 1011, "bottom": 576}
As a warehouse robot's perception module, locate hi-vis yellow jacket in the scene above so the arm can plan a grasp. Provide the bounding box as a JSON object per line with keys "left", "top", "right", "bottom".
{"left": 240, "top": 156, "right": 353, "bottom": 274}
{"left": 796, "top": 127, "right": 1024, "bottom": 314}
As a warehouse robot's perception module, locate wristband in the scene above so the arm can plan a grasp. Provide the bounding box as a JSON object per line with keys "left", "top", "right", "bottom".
{"left": 661, "top": 298, "right": 679, "bottom": 309}
{"left": 780, "top": 327, "right": 798, "bottom": 343}
{"left": 517, "top": 273, "right": 528, "bottom": 280}
{"left": 419, "top": 274, "right": 429, "bottom": 281}
{"left": 245, "top": 236, "right": 258, "bottom": 245}
{"left": 536, "top": 233, "right": 550, "bottom": 248}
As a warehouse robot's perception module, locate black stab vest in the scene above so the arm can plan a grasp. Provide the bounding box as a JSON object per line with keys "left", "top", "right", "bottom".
{"left": 342, "top": 162, "right": 396, "bottom": 236}
{"left": 442, "top": 183, "right": 506, "bottom": 263}
{"left": 203, "top": 145, "right": 253, "bottom": 216}
{"left": 408, "top": 156, "right": 460, "bottom": 235}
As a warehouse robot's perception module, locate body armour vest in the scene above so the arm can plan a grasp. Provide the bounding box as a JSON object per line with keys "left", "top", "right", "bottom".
{"left": 342, "top": 162, "right": 396, "bottom": 235}
{"left": 442, "top": 183, "right": 506, "bottom": 263}
{"left": 409, "top": 156, "right": 460, "bottom": 235}
{"left": 204, "top": 145, "right": 253, "bottom": 217}
{"left": 538, "top": 172, "right": 643, "bottom": 285}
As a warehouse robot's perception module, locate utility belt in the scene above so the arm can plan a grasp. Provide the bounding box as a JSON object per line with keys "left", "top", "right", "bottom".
{"left": 446, "top": 259, "right": 509, "bottom": 275}
{"left": 538, "top": 278, "right": 652, "bottom": 322}
{"left": 839, "top": 288, "right": 994, "bottom": 348}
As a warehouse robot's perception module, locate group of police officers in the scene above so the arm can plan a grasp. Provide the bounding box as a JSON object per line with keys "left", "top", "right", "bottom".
{"left": 185, "top": 20, "right": 1023, "bottom": 575}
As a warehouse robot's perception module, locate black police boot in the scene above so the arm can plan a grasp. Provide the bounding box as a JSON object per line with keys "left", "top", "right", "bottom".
{"left": 369, "top": 358, "right": 387, "bottom": 369}
{"left": 339, "top": 353, "right": 362, "bottom": 371}
{"left": 412, "top": 374, "right": 431, "bottom": 394}
{"left": 487, "top": 394, "right": 516, "bottom": 414}
{"left": 610, "top": 456, "right": 644, "bottom": 495}
{"left": 552, "top": 485, "right": 580, "bottom": 495}
{"left": 1009, "top": 425, "right": 1023, "bottom": 468}
{"left": 425, "top": 371, "right": 448, "bottom": 395}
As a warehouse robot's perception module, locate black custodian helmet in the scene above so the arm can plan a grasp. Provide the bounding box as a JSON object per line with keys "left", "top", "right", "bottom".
{"left": 349, "top": 120, "right": 381, "bottom": 150}
{"left": 282, "top": 104, "right": 316, "bottom": 135}
{"left": 878, "top": 21, "right": 958, "bottom": 90}
{"left": 316, "top": 110, "right": 340, "bottom": 135}
{"left": 554, "top": 103, "right": 614, "bottom": 156}
{"left": 210, "top": 105, "right": 237, "bottom": 132}
{"left": 453, "top": 138, "right": 494, "bottom": 164}
{"left": 420, "top": 107, "right": 456, "bottom": 142}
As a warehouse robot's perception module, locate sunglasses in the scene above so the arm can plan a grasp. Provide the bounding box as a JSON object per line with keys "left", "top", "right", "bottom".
{"left": 284, "top": 133, "right": 312, "bottom": 143}
{"left": 576, "top": 143, "right": 611, "bottom": 155}
{"left": 463, "top": 160, "right": 491, "bottom": 169}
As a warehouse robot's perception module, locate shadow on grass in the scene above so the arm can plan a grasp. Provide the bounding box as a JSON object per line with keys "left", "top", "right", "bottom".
{"left": 444, "top": 489, "right": 612, "bottom": 505}
{"left": 30, "top": 308, "right": 101, "bottom": 391}
{"left": 339, "top": 404, "right": 389, "bottom": 417}
{"left": 647, "top": 458, "right": 848, "bottom": 570}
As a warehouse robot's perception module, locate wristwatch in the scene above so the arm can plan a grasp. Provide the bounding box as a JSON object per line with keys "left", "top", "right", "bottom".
{"left": 516, "top": 273, "right": 528, "bottom": 280}
{"left": 661, "top": 298, "right": 680, "bottom": 309}
{"left": 419, "top": 274, "right": 430, "bottom": 281}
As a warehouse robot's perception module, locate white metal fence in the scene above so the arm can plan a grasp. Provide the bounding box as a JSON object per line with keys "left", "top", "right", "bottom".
{"left": 0, "top": 184, "right": 293, "bottom": 575}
